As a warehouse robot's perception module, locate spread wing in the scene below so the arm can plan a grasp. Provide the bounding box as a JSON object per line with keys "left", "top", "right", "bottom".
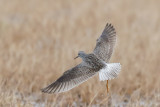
{"left": 93, "top": 23, "right": 116, "bottom": 62}
{"left": 41, "top": 63, "right": 97, "bottom": 93}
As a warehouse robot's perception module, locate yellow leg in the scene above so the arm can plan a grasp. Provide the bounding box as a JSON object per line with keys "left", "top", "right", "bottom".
{"left": 106, "top": 80, "right": 109, "bottom": 93}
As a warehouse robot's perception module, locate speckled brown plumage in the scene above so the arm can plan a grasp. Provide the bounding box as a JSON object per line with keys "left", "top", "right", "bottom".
{"left": 41, "top": 23, "right": 120, "bottom": 93}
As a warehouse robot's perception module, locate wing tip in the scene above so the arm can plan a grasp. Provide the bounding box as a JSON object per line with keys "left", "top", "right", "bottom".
{"left": 105, "top": 23, "right": 113, "bottom": 27}
{"left": 104, "top": 23, "right": 116, "bottom": 34}
{"left": 100, "top": 23, "right": 116, "bottom": 40}
{"left": 41, "top": 87, "right": 53, "bottom": 94}
{"left": 41, "top": 88, "right": 49, "bottom": 94}
{"left": 41, "top": 88, "right": 46, "bottom": 93}
{"left": 41, "top": 82, "right": 58, "bottom": 94}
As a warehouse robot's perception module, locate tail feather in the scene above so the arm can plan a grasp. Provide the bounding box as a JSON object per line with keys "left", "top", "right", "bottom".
{"left": 99, "top": 63, "right": 121, "bottom": 81}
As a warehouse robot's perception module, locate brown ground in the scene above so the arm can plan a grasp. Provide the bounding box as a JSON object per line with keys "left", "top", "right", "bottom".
{"left": 0, "top": 0, "right": 160, "bottom": 106}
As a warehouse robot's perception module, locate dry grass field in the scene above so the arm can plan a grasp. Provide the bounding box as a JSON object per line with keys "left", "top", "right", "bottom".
{"left": 0, "top": 0, "right": 160, "bottom": 106}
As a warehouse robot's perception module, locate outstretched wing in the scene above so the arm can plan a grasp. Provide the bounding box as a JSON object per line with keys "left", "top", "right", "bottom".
{"left": 93, "top": 23, "right": 116, "bottom": 62}
{"left": 41, "top": 63, "right": 97, "bottom": 93}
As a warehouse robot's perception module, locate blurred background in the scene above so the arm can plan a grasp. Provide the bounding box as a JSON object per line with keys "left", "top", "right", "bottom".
{"left": 0, "top": 0, "right": 160, "bottom": 106}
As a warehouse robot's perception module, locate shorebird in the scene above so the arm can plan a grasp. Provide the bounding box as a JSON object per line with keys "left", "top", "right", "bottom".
{"left": 41, "top": 23, "right": 121, "bottom": 93}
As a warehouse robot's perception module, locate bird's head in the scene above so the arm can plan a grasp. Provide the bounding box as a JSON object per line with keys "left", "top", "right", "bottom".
{"left": 74, "top": 51, "right": 86, "bottom": 59}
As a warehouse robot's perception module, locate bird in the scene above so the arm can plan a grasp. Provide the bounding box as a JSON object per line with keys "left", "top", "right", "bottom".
{"left": 41, "top": 23, "right": 121, "bottom": 93}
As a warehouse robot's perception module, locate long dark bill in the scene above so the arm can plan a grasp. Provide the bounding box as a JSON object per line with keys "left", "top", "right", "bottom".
{"left": 74, "top": 56, "right": 79, "bottom": 59}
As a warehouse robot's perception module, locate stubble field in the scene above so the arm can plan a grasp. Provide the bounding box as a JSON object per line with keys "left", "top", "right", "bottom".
{"left": 0, "top": 0, "right": 160, "bottom": 106}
